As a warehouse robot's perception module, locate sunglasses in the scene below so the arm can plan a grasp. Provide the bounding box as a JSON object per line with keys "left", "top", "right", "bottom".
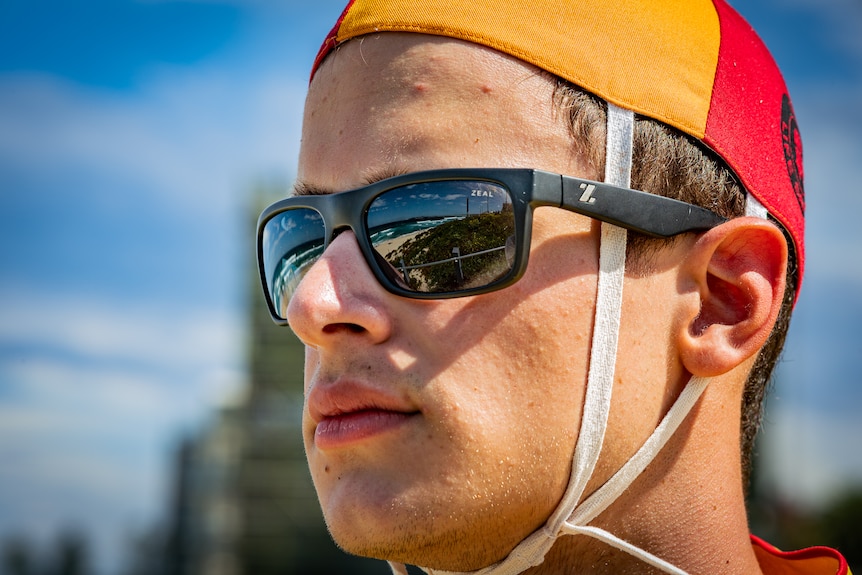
{"left": 257, "top": 168, "right": 726, "bottom": 324}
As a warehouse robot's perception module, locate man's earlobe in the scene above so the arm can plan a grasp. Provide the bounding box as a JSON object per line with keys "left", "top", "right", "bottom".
{"left": 678, "top": 217, "right": 788, "bottom": 377}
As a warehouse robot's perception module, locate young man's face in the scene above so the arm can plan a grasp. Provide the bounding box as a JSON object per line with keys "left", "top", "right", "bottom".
{"left": 287, "top": 34, "right": 681, "bottom": 570}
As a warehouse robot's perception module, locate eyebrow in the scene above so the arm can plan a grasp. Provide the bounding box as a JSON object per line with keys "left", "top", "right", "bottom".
{"left": 291, "top": 180, "right": 330, "bottom": 197}
{"left": 360, "top": 166, "right": 411, "bottom": 186}
{"left": 291, "top": 166, "right": 412, "bottom": 197}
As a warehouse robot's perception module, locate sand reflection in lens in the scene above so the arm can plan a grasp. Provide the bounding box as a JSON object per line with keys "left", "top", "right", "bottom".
{"left": 367, "top": 181, "right": 515, "bottom": 293}
{"left": 263, "top": 208, "right": 325, "bottom": 317}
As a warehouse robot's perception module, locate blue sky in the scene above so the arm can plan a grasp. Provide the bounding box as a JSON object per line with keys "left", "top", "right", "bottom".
{"left": 0, "top": 0, "right": 861, "bottom": 572}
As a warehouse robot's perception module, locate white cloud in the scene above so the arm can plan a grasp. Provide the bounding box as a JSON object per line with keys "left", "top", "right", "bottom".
{"left": 0, "top": 285, "right": 248, "bottom": 474}
{"left": 0, "top": 287, "right": 243, "bottom": 388}
{"left": 0, "top": 64, "right": 306, "bottom": 216}
{"left": 3, "top": 359, "right": 186, "bottom": 423}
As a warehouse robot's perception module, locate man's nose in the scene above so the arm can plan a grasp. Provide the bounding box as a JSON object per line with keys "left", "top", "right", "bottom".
{"left": 286, "top": 231, "right": 394, "bottom": 348}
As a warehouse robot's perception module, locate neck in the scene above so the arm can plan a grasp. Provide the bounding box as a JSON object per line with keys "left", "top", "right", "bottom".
{"left": 522, "top": 381, "right": 763, "bottom": 575}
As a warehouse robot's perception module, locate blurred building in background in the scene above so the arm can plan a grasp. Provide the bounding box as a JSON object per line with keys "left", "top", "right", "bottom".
{"left": 151, "top": 192, "right": 386, "bottom": 575}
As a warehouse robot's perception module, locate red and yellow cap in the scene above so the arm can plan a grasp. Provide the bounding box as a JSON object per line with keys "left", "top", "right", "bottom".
{"left": 312, "top": 0, "right": 806, "bottom": 285}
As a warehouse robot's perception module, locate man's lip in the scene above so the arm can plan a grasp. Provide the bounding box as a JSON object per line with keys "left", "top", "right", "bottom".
{"left": 307, "top": 378, "right": 419, "bottom": 425}
{"left": 307, "top": 379, "right": 420, "bottom": 450}
{"left": 314, "top": 409, "right": 418, "bottom": 450}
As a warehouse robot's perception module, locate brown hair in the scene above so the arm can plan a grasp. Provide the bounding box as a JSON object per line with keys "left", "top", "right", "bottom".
{"left": 552, "top": 80, "right": 798, "bottom": 487}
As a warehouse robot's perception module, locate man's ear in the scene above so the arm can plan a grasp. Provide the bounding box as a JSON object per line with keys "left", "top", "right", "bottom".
{"left": 677, "top": 217, "right": 788, "bottom": 377}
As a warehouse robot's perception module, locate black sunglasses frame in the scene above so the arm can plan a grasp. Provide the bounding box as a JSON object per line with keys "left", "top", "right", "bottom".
{"left": 256, "top": 168, "right": 727, "bottom": 325}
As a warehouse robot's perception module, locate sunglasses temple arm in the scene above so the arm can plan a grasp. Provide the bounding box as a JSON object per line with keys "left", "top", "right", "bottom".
{"left": 558, "top": 176, "right": 727, "bottom": 238}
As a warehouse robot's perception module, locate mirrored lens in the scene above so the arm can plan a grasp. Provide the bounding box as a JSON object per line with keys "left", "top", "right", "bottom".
{"left": 367, "top": 181, "right": 516, "bottom": 293}
{"left": 262, "top": 208, "right": 325, "bottom": 318}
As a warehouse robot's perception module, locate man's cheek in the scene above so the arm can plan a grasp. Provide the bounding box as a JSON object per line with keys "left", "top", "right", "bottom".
{"left": 303, "top": 346, "right": 319, "bottom": 393}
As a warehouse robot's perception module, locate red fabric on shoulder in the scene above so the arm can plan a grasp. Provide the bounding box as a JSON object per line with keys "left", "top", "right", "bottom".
{"left": 751, "top": 535, "right": 850, "bottom": 575}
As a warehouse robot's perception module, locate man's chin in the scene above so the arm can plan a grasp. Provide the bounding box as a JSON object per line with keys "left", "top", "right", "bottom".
{"left": 324, "top": 512, "right": 511, "bottom": 573}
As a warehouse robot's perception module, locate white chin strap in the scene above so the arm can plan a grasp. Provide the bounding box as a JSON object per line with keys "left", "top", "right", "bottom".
{"left": 390, "top": 104, "right": 766, "bottom": 575}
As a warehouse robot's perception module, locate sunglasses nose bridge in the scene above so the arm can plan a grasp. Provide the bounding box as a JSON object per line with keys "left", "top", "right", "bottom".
{"left": 316, "top": 194, "right": 374, "bottom": 272}
{"left": 324, "top": 195, "right": 364, "bottom": 243}
{"left": 330, "top": 224, "right": 357, "bottom": 244}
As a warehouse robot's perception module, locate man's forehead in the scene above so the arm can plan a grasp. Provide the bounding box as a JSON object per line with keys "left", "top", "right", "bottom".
{"left": 311, "top": 33, "right": 543, "bottom": 98}
{"left": 299, "top": 33, "right": 574, "bottom": 191}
